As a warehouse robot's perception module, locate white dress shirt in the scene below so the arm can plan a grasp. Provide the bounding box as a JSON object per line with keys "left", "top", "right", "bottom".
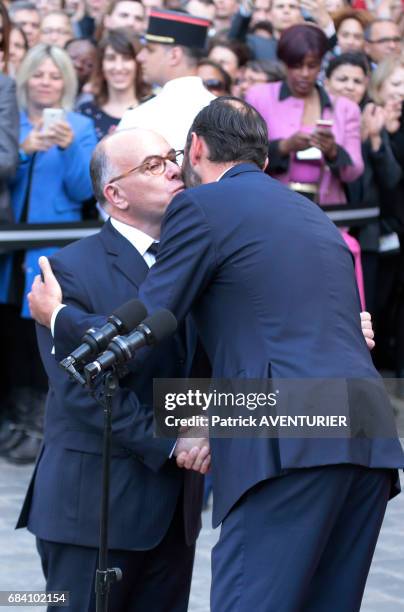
{"left": 51, "top": 218, "right": 158, "bottom": 334}
{"left": 118, "top": 76, "right": 215, "bottom": 150}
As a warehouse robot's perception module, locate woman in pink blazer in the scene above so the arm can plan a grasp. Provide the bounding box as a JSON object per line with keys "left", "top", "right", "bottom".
{"left": 246, "top": 24, "right": 365, "bottom": 307}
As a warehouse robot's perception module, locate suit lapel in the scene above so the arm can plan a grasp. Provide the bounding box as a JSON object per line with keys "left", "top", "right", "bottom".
{"left": 100, "top": 219, "right": 149, "bottom": 289}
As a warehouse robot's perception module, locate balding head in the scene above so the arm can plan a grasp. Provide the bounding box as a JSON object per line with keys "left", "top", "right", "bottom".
{"left": 90, "top": 128, "right": 184, "bottom": 237}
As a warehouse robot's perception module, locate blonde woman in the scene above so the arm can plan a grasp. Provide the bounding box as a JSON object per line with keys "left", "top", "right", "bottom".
{"left": 368, "top": 54, "right": 404, "bottom": 381}
{"left": 1, "top": 43, "right": 97, "bottom": 315}
{"left": 0, "top": 45, "right": 97, "bottom": 464}
{"left": 369, "top": 54, "right": 404, "bottom": 134}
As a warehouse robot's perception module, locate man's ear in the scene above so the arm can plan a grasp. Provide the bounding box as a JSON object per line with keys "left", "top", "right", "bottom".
{"left": 103, "top": 183, "right": 128, "bottom": 211}
{"left": 263, "top": 156, "right": 269, "bottom": 172}
{"left": 189, "top": 132, "right": 204, "bottom": 167}
{"left": 168, "top": 45, "right": 183, "bottom": 67}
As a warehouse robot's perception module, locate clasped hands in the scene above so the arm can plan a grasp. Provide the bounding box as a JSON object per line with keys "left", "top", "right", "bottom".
{"left": 280, "top": 127, "right": 337, "bottom": 161}
{"left": 174, "top": 431, "right": 211, "bottom": 475}
{"left": 28, "top": 257, "right": 375, "bottom": 478}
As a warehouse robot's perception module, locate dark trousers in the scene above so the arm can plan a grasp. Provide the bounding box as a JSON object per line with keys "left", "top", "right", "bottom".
{"left": 36, "top": 498, "right": 195, "bottom": 612}
{"left": 211, "top": 464, "right": 392, "bottom": 612}
{"left": 0, "top": 305, "right": 47, "bottom": 393}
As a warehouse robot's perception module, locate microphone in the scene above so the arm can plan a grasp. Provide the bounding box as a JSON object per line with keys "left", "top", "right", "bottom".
{"left": 84, "top": 309, "right": 177, "bottom": 382}
{"left": 60, "top": 298, "right": 147, "bottom": 381}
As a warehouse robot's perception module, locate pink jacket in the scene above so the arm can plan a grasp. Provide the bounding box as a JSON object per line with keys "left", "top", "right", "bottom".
{"left": 246, "top": 81, "right": 364, "bottom": 205}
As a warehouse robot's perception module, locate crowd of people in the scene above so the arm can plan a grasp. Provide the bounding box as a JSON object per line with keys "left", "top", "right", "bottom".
{"left": 0, "top": 2, "right": 403, "bottom": 610}
{"left": 0, "top": 0, "right": 403, "bottom": 465}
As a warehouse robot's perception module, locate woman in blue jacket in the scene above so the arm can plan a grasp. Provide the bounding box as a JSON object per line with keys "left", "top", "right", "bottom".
{"left": 0, "top": 44, "right": 97, "bottom": 464}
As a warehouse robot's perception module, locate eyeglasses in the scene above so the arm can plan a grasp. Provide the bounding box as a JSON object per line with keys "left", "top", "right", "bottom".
{"left": 203, "top": 79, "right": 226, "bottom": 93}
{"left": 368, "top": 37, "right": 401, "bottom": 45}
{"left": 109, "top": 149, "right": 184, "bottom": 183}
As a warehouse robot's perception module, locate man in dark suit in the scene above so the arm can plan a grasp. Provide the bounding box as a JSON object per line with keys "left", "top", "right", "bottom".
{"left": 142, "top": 98, "right": 404, "bottom": 612}
{"left": 29, "top": 100, "right": 403, "bottom": 612}
{"left": 17, "top": 127, "right": 209, "bottom": 612}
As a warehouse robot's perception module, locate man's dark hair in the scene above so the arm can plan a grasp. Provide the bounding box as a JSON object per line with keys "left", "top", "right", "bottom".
{"left": 325, "top": 52, "right": 370, "bottom": 80}
{"left": 250, "top": 21, "right": 273, "bottom": 38}
{"left": 180, "top": 45, "right": 205, "bottom": 66}
{"left": 187, "top": 97, "right": 268, "bottom": 168}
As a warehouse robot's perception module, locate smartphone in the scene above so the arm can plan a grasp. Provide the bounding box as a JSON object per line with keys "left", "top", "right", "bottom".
{"left": 315, "top": 119, "right": 333, "bottom": 130}
{"left": 42, "top": 108, "right": 65, "bottom": 131}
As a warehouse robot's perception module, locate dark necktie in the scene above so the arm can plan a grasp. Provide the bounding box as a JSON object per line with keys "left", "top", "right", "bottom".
{"left": 147, "top": 242, "right": 159, "bottom": 257}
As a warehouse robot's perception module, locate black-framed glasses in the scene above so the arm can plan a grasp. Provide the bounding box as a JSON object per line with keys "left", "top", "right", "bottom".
{"left": 368, "top": 37, "right": 401, "bottom": 45}
{"left": 109, "top": 149, "right": 184, "bottom": 183}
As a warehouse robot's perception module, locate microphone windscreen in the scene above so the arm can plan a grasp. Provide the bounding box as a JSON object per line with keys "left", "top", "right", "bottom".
{"left": 143, "top": 309, "right": 178, "bottom": 344}
{"left": 112, "top": 299, "right": 148, "bottom": 333}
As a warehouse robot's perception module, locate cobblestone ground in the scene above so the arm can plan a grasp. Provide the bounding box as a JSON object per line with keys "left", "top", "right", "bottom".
{"left": 1, "top": 403, "right": 403, "bottom": 612}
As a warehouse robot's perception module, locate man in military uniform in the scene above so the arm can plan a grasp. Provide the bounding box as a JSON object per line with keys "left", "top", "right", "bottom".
{"left": 119, "top": 9, "right": 215, "bottom": 150}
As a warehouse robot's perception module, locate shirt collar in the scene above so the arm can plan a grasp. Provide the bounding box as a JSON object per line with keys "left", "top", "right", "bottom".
{"left": 279, "top": 80, "right": 332, "bottom": 112}
{"left": 110, "top": 217, "right": 156, "bottom": 258}
{"left": 162, "top": 76, "right": 210, "bottom": 94}
{"left": 216, "top": 164, "right": 238, "bottom": 182}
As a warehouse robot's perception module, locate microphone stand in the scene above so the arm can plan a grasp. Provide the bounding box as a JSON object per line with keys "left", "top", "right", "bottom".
{"left": 94, "top": 369, "right": 122, "bottom": 612}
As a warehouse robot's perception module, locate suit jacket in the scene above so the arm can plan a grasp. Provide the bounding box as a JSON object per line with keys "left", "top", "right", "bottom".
{"left": 246, "top": 81, "right": 364, "bottom": 205}
{"left": 17, "top": 220, "right": 203, "bottom": 548}
{"left": 0, "top": 73, "right": 19, "bottom": 224}
{"left": 129, "top": 163, "right": 402, "bottom": 527}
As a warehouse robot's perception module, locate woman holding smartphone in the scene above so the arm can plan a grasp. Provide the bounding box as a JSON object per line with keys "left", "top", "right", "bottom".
{"left": 246, "top": 24, "right": 364, "bottom": 205}
{"left": 246, "top": 24, "right": 365, "bottom": 306}
{"left": 0, "top": 44, "right": 97, "bottom": 465}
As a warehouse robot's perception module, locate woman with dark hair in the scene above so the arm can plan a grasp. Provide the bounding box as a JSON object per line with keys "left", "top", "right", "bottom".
{"left": 0, "top": 0, "right": 11, "bottom": 73}
{"left": 325, "top": 52, "right": 370, "bottom": 105}
{"left": 78, "top": 28, "right": 148, "bottom": 140}
{"left": 8, "top": 24, "right": 28, "bottom": 77}
{"left": 197, "top": 58, "right": 232, "bottom": 97}
{"left": 246, "top": 24, "right": 365, "bottom": 305}
{"left": 208, "top": 38, "right": 250, "bottom": 85}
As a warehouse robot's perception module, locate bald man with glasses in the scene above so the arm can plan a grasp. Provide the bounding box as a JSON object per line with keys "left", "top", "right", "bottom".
{"left": 17, "top": 128, "right": 208, "bottom": 612}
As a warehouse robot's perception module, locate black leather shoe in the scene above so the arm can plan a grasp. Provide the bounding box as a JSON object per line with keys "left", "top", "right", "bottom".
{"left": 2, "top": 433, "right": 41, "bottom": 465}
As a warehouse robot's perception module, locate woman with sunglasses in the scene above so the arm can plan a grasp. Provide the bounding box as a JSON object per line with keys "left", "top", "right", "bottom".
{"left": 197, "top": 59, "right": 231, "bottom": 97}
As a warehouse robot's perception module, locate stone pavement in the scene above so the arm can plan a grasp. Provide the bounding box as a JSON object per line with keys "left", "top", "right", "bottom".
{"left": 0, "top": 459, "right": 403, "bottom": 612}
